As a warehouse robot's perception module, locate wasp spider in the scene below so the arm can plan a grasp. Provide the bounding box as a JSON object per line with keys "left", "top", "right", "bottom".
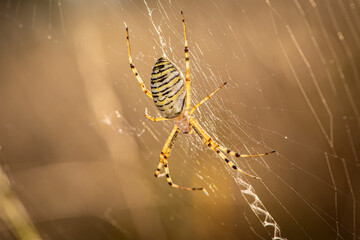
{"left": 126, "top": 11, "right": 275, "bottom": 195}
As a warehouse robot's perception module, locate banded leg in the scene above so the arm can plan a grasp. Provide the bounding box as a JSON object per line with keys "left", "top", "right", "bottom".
{"left": 162, "top": 156, "right": 208, "bottom": 195}
{"left": 189, "top": 82, "right": 227, "bottom": 115}
{"left": 190, "top": 117, "right": 275, "bottom": 157}
{"left": 191, "top": 118, "right": 261, "bottom": 180}
{"left": 181, "top": 11, "right": 191, "bottom": 111}
{"left": 154, "top": 161, "right": 164, "bottom": 177}
{"left": 163, "top": 158, "right": 209, "bottom": 196}
{"left": 126, "top": 27, "right": 153, "bottom": 99}
{"left": 154, "top": 125, "right": 180, "bottom": 177}
{"left": 217, "top": 145, "right": 276, "bottom": 158}
{"left": 145, "top": 115, "right": 169, "bottom": 122}
{"left": 145, "top": 109, "right": 169, "bottom": 122}
{"left": 154, "top": 125, "right": 208, "bottom": 195}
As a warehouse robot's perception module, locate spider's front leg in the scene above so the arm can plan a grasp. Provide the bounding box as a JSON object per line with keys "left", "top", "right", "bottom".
{"left": 154, "top": 125, "right": 180, "bottom": 177}
{"left": 154, "top": 125, "right": 208, "bottom": 195}
{"left": 191, "top": 118, "right": 267, "bottom": 180}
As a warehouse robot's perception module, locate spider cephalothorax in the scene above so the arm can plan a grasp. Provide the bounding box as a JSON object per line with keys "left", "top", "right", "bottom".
{"left": 174, "top": 111, "right": 191, "bottom": 134}
{"left": 126, "top": 11, "right": 275, "bottom": 195}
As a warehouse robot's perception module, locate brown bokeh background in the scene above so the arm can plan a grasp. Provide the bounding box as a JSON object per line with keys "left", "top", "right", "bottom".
{"left": 0, "top": 0, "right": 359, "bottom": 239}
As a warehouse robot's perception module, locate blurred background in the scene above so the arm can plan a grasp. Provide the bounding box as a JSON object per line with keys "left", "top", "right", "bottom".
{"left": 0, "top": 0, "right": 359, "bottom": 239}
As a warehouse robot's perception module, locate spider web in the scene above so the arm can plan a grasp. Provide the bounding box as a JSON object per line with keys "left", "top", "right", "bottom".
{"left": 0, "top": 0, "right": 359, "bottom": 239}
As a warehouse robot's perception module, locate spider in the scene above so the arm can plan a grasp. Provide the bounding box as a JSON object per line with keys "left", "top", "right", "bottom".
{"left": 125, "top": 10, "right": 275, "bottom": 195}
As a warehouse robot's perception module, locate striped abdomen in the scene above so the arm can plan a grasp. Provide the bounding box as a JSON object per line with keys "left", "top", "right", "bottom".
{"left": 150, "top": 57, "right": 186, "bottom": 119}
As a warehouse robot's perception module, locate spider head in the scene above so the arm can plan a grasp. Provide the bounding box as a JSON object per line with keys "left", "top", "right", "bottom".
{"left": 174, "top": 111, "right": 191, "bottom": 134}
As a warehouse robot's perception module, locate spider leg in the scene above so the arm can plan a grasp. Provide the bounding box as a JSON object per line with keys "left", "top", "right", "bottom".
{"left": 154, "top": 161, "right": 164, "bottom": 177}
{"left": 189, "top": 82, "right": 227, "bottom": 115}
{"left": 190, "top": 118, "right": 262, "bottom": 180}
{"left": 181, "top": 11, "right": 191, "bottom": 111}
{"left": 145, "top": 115, "right": 168, "bottom": 122}
{"left": 217, "top": 146, "right": 276, "bottom": 158}
{"left": 191, "top": 117, "right": 275, "bottom": 157}
{"left": 154, "top": 125, "right": 208, "bottom": 195}
{"left": 154, "top": 125, "right": 179, "bottom": 177}
{"left": 162, "top": 156, "right": 207, "bottom": 195}
{"left": 126, "top": 27, "right": 153, "bottom": 99}
{"left": 145, "top": 108, "right": 169, "bottom": 122}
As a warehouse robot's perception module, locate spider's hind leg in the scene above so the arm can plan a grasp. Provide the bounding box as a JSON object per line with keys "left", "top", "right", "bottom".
{"left": 126, "top": 27, "right": 153, "bottom": 99}
{"left": 181, "top": 11, "right": 191, "bottom": 111}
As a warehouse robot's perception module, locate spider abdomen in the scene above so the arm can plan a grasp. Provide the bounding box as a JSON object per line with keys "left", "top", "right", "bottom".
{"left": 150, "top": 57, "right": 186, "bottom": 119}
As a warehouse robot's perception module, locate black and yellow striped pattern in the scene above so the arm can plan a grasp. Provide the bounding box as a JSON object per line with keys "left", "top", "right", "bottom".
{"left": 126, "top": 11, "right": 276, "bottom": 195}
{"left": 151, "top": 57, "right": 186, "bottom": 119}
{"left": 190, "top": 118, "right": 275, "bottom": 180}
